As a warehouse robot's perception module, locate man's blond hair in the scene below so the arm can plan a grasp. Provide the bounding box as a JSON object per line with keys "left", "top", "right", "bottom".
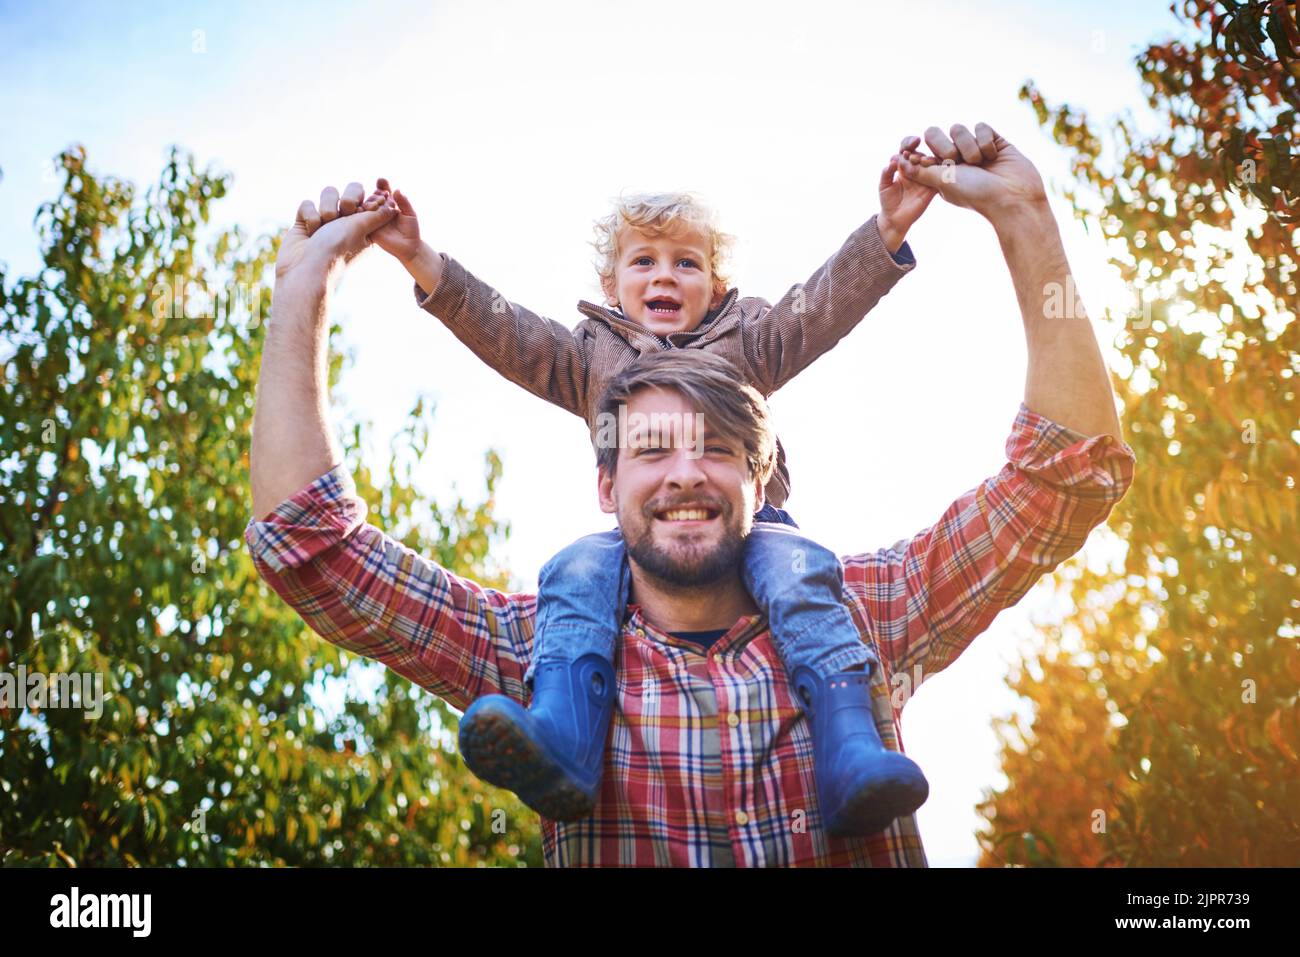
{"left": 590, "top": 191, "right": 735, "bottom": 304}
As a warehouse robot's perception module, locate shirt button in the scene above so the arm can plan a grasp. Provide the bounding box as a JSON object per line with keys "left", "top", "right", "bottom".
{"left": 713, "top": 654, "right": 723, "bottom": 665}
{"left": 734, "top": 810, "right": 749, "bottom": 826}
{"left": 727, "top": 713, "right": 740, "bottom": 728}
{"left": 635, "top": 628, "right": 645, "bottom": 638}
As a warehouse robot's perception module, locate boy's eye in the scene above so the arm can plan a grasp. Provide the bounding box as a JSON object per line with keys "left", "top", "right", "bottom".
{"left": 631, "top": 256, "right": 700, "bottom": 268}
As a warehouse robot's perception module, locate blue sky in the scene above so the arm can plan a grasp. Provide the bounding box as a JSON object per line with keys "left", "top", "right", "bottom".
{"left": 1, "top": 0, "right": 1185, "bottom": 866}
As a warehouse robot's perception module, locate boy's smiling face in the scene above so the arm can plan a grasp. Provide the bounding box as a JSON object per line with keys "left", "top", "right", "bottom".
{"left": 604, "top": 222, "right": 726, "bottom": 337}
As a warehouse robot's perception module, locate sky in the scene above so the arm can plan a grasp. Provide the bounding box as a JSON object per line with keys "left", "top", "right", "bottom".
{"left": 0, "top": 0, "right": 1185, "bottom": 866}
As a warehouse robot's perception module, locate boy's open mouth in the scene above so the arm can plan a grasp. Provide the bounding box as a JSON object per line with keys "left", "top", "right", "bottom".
{"left": 645, "top": 298, "right": 682, "bottom": 317}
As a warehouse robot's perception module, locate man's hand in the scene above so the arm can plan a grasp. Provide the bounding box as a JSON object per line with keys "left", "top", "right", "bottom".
{"left": 898, "top": 123, "right": 1048, "bottom": 227}
{"left": 877, "top": 135, "right": 937, "bottom": 253}
{"left": 275, "top": 182, "right": 398, "bottom": 281}
{"left": 313, "top": 177, "right": 445, "bottom": 298}
{"left": 307, "top": 177, "right": 422, "bottom": 266}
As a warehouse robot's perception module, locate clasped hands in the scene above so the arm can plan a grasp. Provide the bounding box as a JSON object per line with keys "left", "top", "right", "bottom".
{"left": 276, "top": 123, "right": 1050, "bottom": 280}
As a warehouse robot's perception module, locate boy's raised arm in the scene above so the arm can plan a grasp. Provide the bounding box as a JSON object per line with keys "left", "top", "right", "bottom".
{"left": 409, "top": 244, "right": 591, "bottom": 419}
{"left": 742, "top": 148, "right": 935, "bottom": 394}
{"left": 342, "top": 183, "right": 591, "bottom": 420}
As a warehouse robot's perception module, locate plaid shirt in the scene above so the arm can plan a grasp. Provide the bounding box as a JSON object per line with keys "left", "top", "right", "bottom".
{"left": 243, "top": 402, "right": 1135, "bottom": 866}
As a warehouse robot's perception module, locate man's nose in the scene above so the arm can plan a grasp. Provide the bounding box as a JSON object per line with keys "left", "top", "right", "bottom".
{"left": 663, "top": 446, "right": 707, "bottom": 489}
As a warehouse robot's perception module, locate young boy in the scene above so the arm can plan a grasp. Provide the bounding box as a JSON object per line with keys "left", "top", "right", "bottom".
{"left": 335, "top": 151, "right": 936, "bottom": 836}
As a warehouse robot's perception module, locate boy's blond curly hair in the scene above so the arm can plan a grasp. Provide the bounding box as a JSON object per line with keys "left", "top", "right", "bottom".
{"left": 590, "top": 191, "right": 736, "bottom": 306}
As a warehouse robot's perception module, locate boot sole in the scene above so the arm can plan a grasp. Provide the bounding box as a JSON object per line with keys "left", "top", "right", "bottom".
{"left": 826, "top": 765, "right": 930, "bottom": 837}
{"left": 459, "top": 703, "right": 597, "bottom": 821}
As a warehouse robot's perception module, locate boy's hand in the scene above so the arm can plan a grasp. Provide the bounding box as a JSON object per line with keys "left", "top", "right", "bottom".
{"left": 877, "top": 135, "right": 937, "bottom": 253}
{"left": 358, "top": 177, "right": 422, "bottom": 264}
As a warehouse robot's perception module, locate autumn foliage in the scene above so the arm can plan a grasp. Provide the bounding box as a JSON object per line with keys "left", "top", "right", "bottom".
{"left": 977, "top": 0, "right": 1298, "bottom": 866}
{"left": 0, "top": 147, "right": 542, "bottom": 865}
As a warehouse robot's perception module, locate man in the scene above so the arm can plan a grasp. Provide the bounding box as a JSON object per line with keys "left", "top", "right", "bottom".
{"left": 245, "top": 122, "right": 1136, "bottom": 866}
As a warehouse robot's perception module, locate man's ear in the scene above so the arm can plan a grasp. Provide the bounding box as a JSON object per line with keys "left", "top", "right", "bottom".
{"left": 598, "top": 467, "right": 618, "bottom": 514}
{"left": 752, "top": 475, "right": 765, "bottom": 514}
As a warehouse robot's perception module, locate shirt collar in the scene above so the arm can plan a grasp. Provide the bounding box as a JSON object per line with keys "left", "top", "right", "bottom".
{"left": 625, "top": 603, "right": 767, "bottom": 655}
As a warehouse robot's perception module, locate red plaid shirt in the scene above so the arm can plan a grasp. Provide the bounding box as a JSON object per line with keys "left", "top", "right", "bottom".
{"left": 243, "top": 401, "right": 1135, "bottom": 866}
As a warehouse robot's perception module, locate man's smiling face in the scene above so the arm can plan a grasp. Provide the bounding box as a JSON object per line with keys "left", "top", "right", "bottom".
{"left": 598, "top": 386, "right": 763, "bottom": 586}
{"left": 604, "top": 223, "right": 725, "bottom": 337}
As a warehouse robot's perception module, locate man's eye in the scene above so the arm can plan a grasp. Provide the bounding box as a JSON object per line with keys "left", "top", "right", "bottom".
{"left": 706, "top": 446, "right": 733, "bottom": 455}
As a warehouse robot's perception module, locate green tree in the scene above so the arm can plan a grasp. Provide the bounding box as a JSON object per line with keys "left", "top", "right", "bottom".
{"left": 977, "top": 0, "right": 1298, "bottom": 866}
{"left": 0, "top": 145, "right": 542, "bottom": 865}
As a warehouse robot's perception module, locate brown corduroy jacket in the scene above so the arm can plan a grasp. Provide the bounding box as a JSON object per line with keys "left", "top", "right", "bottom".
{"left": 412, "top": 214, "right": 914, "bottom": 508}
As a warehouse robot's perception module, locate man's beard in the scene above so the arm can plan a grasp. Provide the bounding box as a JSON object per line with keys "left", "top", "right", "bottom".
{"left": 621, "top": 498, "right": 750, "bottom": 588}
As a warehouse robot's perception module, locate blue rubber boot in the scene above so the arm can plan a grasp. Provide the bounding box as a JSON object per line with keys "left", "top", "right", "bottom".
{"left": 791, "top": 664, "right": 930, "bottom": 836}
{"left": 457, "top": 653, "right": 615, "bottom": 821}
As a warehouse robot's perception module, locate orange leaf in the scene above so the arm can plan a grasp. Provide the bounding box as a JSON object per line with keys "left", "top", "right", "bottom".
{"left": 1265, "top": 709, "right": 1298, "bottom": 764}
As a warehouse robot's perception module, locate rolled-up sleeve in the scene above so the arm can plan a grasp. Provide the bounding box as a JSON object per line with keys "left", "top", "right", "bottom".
{"left": 243, "top": 464, "right": 534, "bottom": 713}
{"left": 843, "top": 401, "right": 1136, "bottom": 684}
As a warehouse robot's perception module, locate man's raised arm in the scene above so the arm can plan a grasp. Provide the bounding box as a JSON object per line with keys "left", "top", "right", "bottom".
{"left": 245, "top": 185, "right": 534, "bottom": 713}
{"left": 845, "top": 401, "right": 1135, "bottom": 685}
{"left": 250, "top": 183, "right": 395, "bottom": 519}
{"left": 843, "top": 125, "right": 1136, "bottom": 687}
{"left": 900, "top": 123, "right": 1124, "bottom": 440}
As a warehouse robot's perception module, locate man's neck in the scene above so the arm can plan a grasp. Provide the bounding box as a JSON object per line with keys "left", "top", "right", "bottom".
{"left": 626, "top": 563, "right": 759, "bottom": 635}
